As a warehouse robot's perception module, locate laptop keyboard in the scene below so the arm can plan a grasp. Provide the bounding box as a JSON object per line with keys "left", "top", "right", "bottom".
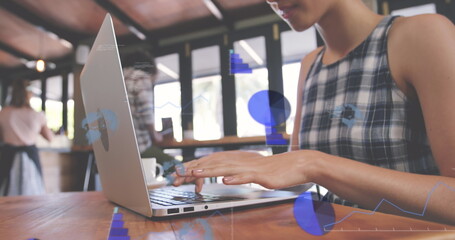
{"left": 149, "top": 188, "right": 244, "bottom": 206}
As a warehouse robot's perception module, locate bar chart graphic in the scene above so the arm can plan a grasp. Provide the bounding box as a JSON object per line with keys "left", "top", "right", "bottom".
{"left": 107, "top": 207, "right": 233, "bottom": 239}
{"left": 108, "top": 207, "right": 130, "bottom": 240}
{"left": 230, "top": 49, "right": 252, "bottom": 74}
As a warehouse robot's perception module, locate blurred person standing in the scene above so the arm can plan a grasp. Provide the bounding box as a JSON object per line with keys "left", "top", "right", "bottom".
{"left": 0, "top": 80, "right": 53, "bottom": 196}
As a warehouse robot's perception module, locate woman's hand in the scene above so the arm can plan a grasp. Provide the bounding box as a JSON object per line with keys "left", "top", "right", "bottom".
{"left": 172, "top": 150, "right": 317, "bottom": 192}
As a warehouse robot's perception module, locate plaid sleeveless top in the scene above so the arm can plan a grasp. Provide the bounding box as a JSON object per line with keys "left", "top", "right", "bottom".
{"left": 299, "top": 16, "right": 439, "bottom": 182}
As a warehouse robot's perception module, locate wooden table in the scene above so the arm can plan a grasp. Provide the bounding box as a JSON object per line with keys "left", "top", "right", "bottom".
{"left": 0, "top": 192, "right": 454, "bottom": 240}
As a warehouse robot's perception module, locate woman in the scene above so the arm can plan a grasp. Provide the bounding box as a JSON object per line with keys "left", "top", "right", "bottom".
{"left": 173, "top": 0, "right": 455, "bottom": 224}
{"left": 0, "top": 80, "right": 53, "bottom": 195}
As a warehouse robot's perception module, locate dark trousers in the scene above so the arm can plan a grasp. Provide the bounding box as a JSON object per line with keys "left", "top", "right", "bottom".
{"left": 0, "top": 144, "right": 42, "bottom": 194}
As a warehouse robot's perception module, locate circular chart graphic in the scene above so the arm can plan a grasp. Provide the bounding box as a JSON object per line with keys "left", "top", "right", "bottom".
{"left": 293, "top": 191, "right": 336, "bottom": 236}
{"left": 247, "top": 90, "right": 291, "bottom": 127}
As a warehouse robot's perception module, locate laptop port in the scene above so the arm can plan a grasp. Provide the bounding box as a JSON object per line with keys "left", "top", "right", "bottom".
{"left": 183, "top": 207, "right": 194, "bottom": 212}
{"left": 167, "top": 208, "right": 179, "bottom": 214}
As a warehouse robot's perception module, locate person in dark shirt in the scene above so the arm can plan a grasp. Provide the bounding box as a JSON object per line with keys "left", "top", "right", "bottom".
{"left": 121, "top": 49, "right": 174, "bottom": 165}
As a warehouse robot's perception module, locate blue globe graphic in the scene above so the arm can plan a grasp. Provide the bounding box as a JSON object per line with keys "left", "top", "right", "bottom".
{"left": 247, "top": 90, "right": 291, "bottom": 127}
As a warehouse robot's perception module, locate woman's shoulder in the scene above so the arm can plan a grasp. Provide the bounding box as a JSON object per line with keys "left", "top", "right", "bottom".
{"left": 390, "top": 14, "right": 453, "bottom": 47}
{"left": 0, "top": 107, "right": 41, "bottom": 119}
{"left": 300, "top": 47, "right": 324, "bottom": 69}
{"left": 388, "top": 14, "right": 454, "bottom": 82}
{"left": 19, "top": 107, "right": 44, "bottom": 116}
{"left": 0, "top": 106, "right": 16, "bottom": 114}
{"left": 27, "top": 109, "right": 47, "bottom": 123}
{"left": 393, "top": 14, "right": 451, "bottom": 29}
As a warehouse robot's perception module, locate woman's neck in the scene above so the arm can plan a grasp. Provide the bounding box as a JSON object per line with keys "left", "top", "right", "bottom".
{"left": 315, "top": 0, "right": 383, "bottom": 63}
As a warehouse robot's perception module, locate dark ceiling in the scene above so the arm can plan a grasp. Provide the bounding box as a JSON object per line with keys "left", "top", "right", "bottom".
{"left": 0, "top": 0, "right": 273, "bottom": 76}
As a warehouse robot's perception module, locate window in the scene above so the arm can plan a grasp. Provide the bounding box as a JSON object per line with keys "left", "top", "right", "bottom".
{"left": 29, "top": 74, "right": 75, "bottom": 139}
{"left": 67, "top": 73, "right": 75, "bottom": 139}
{"left": 234, "top": 36, "right": 269, "bottom": 137}
{"left": 192, "top": 45, "right": 223, "bottom": 140}
{"left": 154, "top": 53, "right": 183, "bottom": 141}
{"left": 281, "top": 27, "right": 318, "bottom": 134}
{"left": 45, "top": 75, "right": 63, "bottom": 133}
{"left": 29, "top": 80, "right": 42, "bottom": 112}
{"left": 67, "top": 99, "right": 75, "bottom": 139}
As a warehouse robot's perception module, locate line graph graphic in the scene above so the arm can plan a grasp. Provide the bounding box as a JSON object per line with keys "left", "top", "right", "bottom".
{"left": 136, "top": 95, "right": 209, "bottom": 114}
{"left": 154, "top": 95, "right": 209, "bottom": 110}
{"left": 323, "top": 182, "right": 455, "bottom": 231}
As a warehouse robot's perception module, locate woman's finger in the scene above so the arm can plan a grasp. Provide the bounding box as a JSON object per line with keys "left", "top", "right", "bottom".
{"left": 184, "top": 176, "right": 197, "bottom": 183}
{"left": 172, "top": 174, "right": 185, "bottom": 186}
{"left": 176, "top": 160, "right": 199, "bottom": 176}
{"left": 195, "top": 178, "right": 204, "bottom": 193}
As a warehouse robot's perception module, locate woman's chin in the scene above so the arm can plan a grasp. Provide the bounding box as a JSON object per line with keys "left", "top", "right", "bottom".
{"left": 287, "top": 21, "right": 313, "bottom": 32}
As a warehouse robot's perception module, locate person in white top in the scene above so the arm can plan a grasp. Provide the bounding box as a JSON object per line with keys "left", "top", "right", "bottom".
{"left": 0, "top": 80, "right": 53, "bottom": 196}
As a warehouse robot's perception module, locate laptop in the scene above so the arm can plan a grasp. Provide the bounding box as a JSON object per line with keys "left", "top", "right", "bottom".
{"left": 80, "top": 14, "right": 311, "bottom": 218}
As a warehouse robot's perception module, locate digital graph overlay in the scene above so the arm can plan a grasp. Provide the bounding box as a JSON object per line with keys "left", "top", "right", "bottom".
{"left": 108, "top": 207, "right": 131, "bottom": 240}
{"left": 230, "top": 49, "right": 252, "bottom": 74}
{"left": 293, "top": 191, "right": 336, "bottom": 236}
{"left": 130, "top": 209, "right": 233, "bottom": 240}
{"left": 161, "top": 159, "right": 186, "bottom": 186}
{"left": 248, "top": 90, "right": 291, "bottom": 146}
{"left": 329, "top": 104, "right": 363, "bottom": 128}
{"left": 323, "top": 182, "right": 455, "bottom": 232}
{"left": 82, "top": 109, "right": 118, "bottom": 151}
{"left": 153, "top": 95, "right": 209, "bottom": 112}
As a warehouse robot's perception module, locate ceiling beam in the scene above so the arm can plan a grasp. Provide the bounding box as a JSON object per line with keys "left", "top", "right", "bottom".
{"left": 152, "top": 16, "right": 224, "bottom": 41}
{"left": 203, "top": 0, "right": 234, "bottom": 30}
{"left": 0, "top": 41, "right": 34, "bottom": 61}
{"left": 150, "top": 3, "right": 272, "bottom": 40}
{"left": 0, "top": 1, "right": 80, "bottom": 46}
{"left": 94, "top": 0, "right": 149, "bottom": 41}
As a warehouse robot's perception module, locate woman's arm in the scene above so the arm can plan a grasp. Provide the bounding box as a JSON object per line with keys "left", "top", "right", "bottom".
{"left": 39, "top": 112, "right": 53, "bottom": 142}
{"left": 180, "top": 146, "right": 455, "bottom": 225}
{"left": 388, "top": 14, "right": 455, "bottom": 178}
{"left": 311, "top": 152, "right": 455, "bottom": 225}
{"left": 40, "top": 125, "right": 53, "bottom": 142}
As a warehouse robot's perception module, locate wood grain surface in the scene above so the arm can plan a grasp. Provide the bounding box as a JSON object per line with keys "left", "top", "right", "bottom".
{"left": 0, "top": 191, "right": 454, "bottom": 240}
